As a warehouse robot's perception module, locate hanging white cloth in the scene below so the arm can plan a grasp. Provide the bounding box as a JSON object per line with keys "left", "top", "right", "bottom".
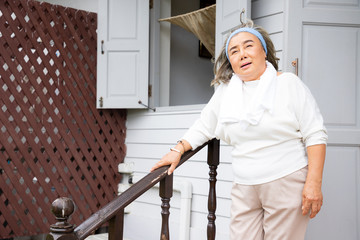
{"left": 219, "top": 61, "right": 278, "bottom": 130}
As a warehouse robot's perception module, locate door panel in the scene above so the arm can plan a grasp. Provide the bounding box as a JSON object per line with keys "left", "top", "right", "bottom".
{"left": 302, "top": 25, "right": 359, "bottom": 126}
{"left": 108, "top": 0, "right": 137, "bottom": 39}
{"left": 305, "top": 147, "right": 360, "bottom": 240}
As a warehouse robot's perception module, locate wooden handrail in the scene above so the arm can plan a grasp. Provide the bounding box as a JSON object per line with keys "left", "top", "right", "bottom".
{"left": 47, "top": 139, "right": 220, "bottom": 240}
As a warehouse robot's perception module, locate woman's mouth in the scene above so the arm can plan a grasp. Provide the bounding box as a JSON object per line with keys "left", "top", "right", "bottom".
{"left": 241, "top": 62, "right": 251, "bottom": 68}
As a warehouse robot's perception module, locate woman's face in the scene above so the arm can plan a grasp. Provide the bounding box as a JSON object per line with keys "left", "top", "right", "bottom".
{"left": 227, "top": 32, "right": 267, "bottom": 81}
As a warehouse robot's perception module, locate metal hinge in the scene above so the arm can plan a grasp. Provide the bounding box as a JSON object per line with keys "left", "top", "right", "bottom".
{"left": 149, "top": 0, "right": 153, "bottom": 9}
{"left": 148, "top": 84, "right": 152, "bottom": 97}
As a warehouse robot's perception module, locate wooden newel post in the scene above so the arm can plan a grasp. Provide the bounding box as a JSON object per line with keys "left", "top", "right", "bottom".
{"left": 159, "top": 173, "right": 173, "bottom": 240}
{"left": 46, "top": 197, "right": 77, "bottom": 240}
{"left": 108, "top": 208, "right": 124, "bottom": 240}
{"left": 207, "top": 139, "right": 220, "bottom": 240}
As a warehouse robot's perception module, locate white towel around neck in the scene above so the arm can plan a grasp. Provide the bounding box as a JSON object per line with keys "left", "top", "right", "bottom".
{"left": 219, "top": 61, "right": 277, "bottom": 130}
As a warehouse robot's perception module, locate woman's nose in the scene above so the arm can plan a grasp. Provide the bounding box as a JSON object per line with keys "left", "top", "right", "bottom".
{"left": 240, "top": 51, "right": 247, "bottom": 60}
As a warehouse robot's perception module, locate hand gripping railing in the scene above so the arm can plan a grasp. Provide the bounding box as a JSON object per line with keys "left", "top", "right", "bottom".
{"left": 47, "top": 139, "right": 220, "bottom": 240}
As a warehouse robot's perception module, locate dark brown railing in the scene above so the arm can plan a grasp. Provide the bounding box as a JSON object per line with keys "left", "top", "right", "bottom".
{"left": 47, "top": 139, "right": 220, "bottom": 240}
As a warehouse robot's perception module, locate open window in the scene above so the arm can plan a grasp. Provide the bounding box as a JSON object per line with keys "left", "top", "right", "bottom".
{"left": 152, "top": 0, "right": 215, "bottom": 107}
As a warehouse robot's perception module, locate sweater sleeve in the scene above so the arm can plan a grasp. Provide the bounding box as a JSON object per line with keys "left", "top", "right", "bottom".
{"left": 291, "top": 74, "right": 328, "bottom": 147}
{"left": 181, "top": 84, "right": 224, "bottom": 150}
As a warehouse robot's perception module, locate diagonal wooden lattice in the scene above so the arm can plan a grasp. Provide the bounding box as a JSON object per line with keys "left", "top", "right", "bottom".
{"left": 0, "top": 0, "right": 127, "bottom": 238}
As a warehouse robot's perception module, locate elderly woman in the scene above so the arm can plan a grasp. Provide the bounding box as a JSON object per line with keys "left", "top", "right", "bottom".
{"left": 151, "top": 20, "right": 327, "bottom": 240}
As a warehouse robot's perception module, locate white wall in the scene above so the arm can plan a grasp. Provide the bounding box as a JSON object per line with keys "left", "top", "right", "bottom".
{"left": 35, "top": 0, "right": 98, "bottom": 12}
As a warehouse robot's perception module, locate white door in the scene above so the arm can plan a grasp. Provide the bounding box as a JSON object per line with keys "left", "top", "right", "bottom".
{"left": 284, "top": 1, "right": 360, "bottom": 239}
{"left": 97, "top": 0, "right": 149, "bottom": 109}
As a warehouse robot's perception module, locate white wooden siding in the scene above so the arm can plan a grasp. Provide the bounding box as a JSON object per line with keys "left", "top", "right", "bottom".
{"left": 123, "top": 1, "right": 285, "bottom": 239}
{"left": 124, "top": 108, "right": 233, "bottom": 239}
{"left": 252, "top": 0, "right": 285, "bottom": 70}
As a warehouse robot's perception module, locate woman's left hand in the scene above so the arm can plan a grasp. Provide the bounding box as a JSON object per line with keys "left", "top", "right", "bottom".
{"left": 302, "top": 144, "right": 326, "bottom": 219}
{"left": 302, "top": 180, "right": 323, "bottom": 218}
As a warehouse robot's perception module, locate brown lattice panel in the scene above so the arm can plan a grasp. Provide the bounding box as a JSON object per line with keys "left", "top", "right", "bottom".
{"left": 0, "top": 0, "right": 126, "bottom": 238}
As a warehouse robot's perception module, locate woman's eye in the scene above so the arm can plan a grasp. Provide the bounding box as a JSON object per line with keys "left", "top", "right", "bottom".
{"left": 245, "top": 44, "right": 253, "bottom": 48}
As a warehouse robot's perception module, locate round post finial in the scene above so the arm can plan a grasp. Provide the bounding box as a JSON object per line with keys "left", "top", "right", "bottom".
{"left": 49, "top": 197, "right": 75, "bottom": 234}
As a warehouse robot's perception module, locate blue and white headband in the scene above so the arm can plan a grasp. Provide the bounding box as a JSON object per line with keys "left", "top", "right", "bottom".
{"left": 225, "top": 27, "right": 267, "bottom": 61}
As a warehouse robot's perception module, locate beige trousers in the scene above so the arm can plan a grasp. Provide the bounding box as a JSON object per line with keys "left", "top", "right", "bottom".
{"left": 230, "top": 167, "right": 310, "bottom": 240}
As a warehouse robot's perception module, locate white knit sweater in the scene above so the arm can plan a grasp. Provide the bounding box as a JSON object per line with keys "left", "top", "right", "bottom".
{"left": 182, "top": 72, "right": 328, "bottom": 185}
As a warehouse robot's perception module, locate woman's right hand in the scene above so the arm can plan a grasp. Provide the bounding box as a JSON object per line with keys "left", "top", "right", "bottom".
{"left": 150, "top": 150, "right": 182, "bottom": 175}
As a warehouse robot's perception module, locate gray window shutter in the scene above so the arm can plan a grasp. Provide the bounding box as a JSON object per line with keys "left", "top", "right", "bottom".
{"left": 97, "top": 0, "right": 149, "bottom": 109}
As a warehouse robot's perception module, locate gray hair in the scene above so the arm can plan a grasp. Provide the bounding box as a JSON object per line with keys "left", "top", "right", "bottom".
{"left": 211, "top": 20, "right": 279, "bottom": 86}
